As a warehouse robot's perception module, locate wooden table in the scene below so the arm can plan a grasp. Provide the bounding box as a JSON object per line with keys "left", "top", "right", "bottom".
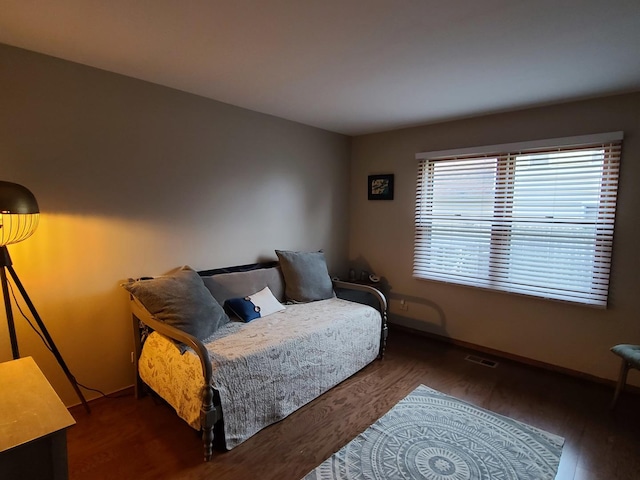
{"left": 0, "top": 356, "right": 76, "bottom": 479}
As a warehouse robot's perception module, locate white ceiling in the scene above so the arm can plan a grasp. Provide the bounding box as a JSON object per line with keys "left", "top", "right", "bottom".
{"left": 2, "top": 0, "right": 639, "bottom": 135}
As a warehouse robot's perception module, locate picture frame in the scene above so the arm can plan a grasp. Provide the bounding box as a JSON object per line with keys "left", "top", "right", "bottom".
{"left": 368, "top": 174, "right": 394, "bottom": 200}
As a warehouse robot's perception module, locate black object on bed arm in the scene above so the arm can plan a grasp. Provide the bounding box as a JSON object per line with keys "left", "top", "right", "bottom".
{"left": 129, "top": 295, "right": 221, "bottom": 461}
{"left": 332, "top": 280, "right": 389, "bottom": 358}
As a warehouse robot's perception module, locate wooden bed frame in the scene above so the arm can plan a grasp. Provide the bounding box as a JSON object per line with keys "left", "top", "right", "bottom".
{"left": 129, "top": 264, "right": 388, "bottom": 461}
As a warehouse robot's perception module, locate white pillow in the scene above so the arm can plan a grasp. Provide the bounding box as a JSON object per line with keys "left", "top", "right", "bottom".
{"left": 224, "top": 286, "right": 285, "bottom": 322}
{"left": 250, "top": 286, "right": 286, "bottom": 317}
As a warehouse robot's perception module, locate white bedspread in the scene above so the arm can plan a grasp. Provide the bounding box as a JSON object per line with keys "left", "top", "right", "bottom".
{"left": 139, "top": 297, "right": 381, "bottom": 449}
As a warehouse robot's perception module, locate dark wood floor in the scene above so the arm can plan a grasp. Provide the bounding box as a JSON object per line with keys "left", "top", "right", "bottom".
{"left": 66, "top": 327, "right": 640, "bottom": 479}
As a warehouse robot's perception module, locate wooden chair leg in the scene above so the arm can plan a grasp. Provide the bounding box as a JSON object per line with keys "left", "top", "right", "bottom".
{"left": 610, "top": 359, "right": 630, "bottom": 409}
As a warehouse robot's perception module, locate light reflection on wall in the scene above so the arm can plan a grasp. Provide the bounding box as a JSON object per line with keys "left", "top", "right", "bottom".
{"left": 0, "top": 213, "right": 167, "bottom": 406}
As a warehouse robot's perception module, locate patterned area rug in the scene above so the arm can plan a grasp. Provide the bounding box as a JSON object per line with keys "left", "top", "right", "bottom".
{"left": 303, "top": 385, "right": 564, "bottom": 480}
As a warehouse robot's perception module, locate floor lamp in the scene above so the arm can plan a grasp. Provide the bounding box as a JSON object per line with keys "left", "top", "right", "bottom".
{"left": 0, "top": 180, "right": 90, "bottom": 413}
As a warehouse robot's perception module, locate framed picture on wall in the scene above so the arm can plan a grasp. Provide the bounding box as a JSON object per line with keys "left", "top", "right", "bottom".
{"left": 368, "top": 174, "right": 394, "bottom": 200}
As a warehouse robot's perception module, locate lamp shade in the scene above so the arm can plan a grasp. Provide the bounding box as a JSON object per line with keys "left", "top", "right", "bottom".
{"left": 0, "top": 181, "right": 40, "bottom": 246}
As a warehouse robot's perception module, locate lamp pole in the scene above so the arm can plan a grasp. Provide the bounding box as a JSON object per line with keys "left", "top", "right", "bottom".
{"left": 0, "top": 247, "right": 20, "bottom": 358}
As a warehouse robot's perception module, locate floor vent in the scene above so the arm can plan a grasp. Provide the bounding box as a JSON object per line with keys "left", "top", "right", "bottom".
{"left": 465, "top": 354, "right": 499, "bottom": 368}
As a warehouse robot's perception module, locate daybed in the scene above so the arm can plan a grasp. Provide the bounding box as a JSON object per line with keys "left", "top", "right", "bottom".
{"left": 124, "top": 251, "right": 388, "bottom": 461}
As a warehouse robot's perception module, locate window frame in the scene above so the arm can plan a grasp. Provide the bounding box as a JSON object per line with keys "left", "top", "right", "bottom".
{"left": 414, "top": 132, "right": 623, "bottom": 308}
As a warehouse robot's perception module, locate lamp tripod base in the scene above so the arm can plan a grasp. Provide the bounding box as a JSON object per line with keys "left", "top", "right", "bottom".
{"left": 1, "top": 246, "right": 90, "bottom": 413}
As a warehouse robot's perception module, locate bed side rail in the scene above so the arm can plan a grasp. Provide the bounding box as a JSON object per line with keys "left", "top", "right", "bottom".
{"left": 129, "top": 295, "right": 220, "bottom": 461}
{"left": 129, "top": 295, "right": 213, "bottom": 386}
{"left": 332, "top": 280, "right": 388, "bottom": 358}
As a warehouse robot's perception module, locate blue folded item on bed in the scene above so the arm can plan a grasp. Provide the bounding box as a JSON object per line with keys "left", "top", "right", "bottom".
{"left": 225, "top": 296, "right": 261, "bottom": 322}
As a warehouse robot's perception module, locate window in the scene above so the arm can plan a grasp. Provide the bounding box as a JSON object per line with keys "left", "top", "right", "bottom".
{"left": 414, "top": 132, "right": 623, "bottom": 307}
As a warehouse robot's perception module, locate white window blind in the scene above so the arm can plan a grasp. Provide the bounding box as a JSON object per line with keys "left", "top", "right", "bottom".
{"left": 414, "top": 133, "right": 623, "bottom": 307}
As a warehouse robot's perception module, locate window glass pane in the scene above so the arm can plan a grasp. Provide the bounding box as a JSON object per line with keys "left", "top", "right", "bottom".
{"left": 416, "top": 158, "right": 496, "bottom": 284}
{"left": 508, "top": 150, "right": 606, "bottom": 292}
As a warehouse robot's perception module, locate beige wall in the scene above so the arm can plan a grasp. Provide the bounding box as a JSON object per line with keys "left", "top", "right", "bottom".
{"left": 350, "top": 93, "right": 640, "bottom": 386}
{"left": 0, "top": 44, "right": 351, "bottom": 405}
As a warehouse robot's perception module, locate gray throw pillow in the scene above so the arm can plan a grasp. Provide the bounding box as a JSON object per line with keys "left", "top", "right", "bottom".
{"left": 275, "top": 250, "right": 334, "bottom": 302}
{"left": 123, "top": 266, "right": 229, "bottom": 342}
